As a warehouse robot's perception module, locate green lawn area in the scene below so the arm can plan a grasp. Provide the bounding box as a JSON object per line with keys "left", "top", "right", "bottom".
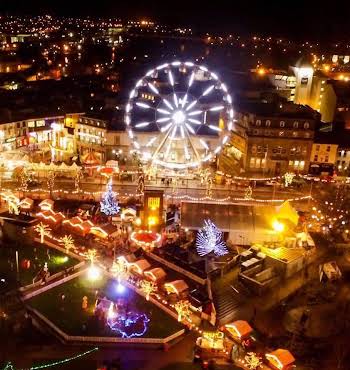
{"left": 0, "top": 242, "right": 78, "bottom": 290}
{"left": 28, "top": 274, "right": 184, "bottom": 338}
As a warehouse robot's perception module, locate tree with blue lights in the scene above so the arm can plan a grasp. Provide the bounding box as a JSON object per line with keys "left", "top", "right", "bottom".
{"left": 100, "top": 179, "right": 120, "bottom": 217}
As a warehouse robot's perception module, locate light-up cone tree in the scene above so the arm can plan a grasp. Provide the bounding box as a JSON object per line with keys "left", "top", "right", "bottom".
{"left": 86, "top": 249, "right": 101, "bottom": 281}
{"left": 35, "top": 222, "right": 51, "bottom": 244}
{"left": 174, "top": 300, "right": 192, "bottom": 323}
{"left": 60, "top": 235, "right": 75, "bottom": 253}
{"left": 100, "top": 179, "right": 120, "bottom": 221}
{"left": 140, "top": 280, "right": 157, "bottom": 301}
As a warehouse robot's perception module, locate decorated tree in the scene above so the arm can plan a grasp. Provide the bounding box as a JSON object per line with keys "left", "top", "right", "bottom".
{"left": 283, "top": 172, "right": 295, "bottom": 187}
{"left": 244, "top": 352, "right": 262, "bottom": 370}
{"left": 245, "top": 186, "right": 253, "bottom": 200}
{"left": 196, "top": 219, "right": 228, "bottom": 257}
{"left": 174, "top": 300, "right": 192, "bottom": 323}
{"left": 100, "top": 179, "right": 120, "bottom": 218}
{"left": 60, "top": 235, "right": 75, "bottom": 252}
{"left": 111, "top": 259, "right": 129, "bottom": 285}
{"left": 47, "top": 171, "right": 56, "bottom": 198}
{"left": 86, "top": 249, "right": 98, "bottom": 265}
{"left": 74, "top": 170, "right": 83, "bottom": 192}
{"left": 140, "top": 280, "right": 157, "bottom": 301}
{"left": 35, "top": 222, "right": 51, "bottom": 243}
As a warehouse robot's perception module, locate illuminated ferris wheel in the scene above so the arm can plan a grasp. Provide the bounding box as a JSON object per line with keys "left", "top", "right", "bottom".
{"left": 125, "top": 61, "right": 234, "bottom": 170}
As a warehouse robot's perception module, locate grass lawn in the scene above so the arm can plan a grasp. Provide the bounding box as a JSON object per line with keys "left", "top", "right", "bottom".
{"left": 0, "top": 242, "right": 78, "bottom": 290}
{"left": 28, "top": 274, "right": 184, "bottom": 338}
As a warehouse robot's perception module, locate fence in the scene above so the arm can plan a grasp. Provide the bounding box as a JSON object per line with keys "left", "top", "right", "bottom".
{"left": 27, "top": 306, "right": 185, "bottom": 347}
{"left": 146, "top": 251, "right": 207, "bottom": 285}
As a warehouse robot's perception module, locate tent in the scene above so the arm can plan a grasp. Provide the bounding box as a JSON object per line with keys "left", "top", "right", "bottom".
{"left": 266, "top": 349, "right": 295, "bottom": 370}
{"left": 144, "top": 267, "right": 167, "bottom": 283}
{"left": 224, "top": 320, "right": 253, "bottom": 341}
{"left": 164, "top": 280, "right": 189, "bottom": 296}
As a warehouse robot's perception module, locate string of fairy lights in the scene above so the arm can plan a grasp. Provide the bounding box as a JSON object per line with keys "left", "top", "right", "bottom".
{"left": 2, "top": 348, "right": 98, "bottom": 370}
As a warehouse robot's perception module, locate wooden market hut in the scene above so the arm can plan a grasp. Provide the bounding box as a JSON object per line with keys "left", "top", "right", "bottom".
{"left": 144, "top": 267, "right": 167, "bottom": 284}
{"left": 128, "top": 259, "right": 151, "bottom": 276}
{"left": 89, "top": 224, "right": 119, "bottom": 240}
{"left": 19, "top": 198, "right": 34, "bottom": 212}
{"left": 62, "top": 216, "right": 94, "bottom": 237}
{"left": 224, "top": 320, "right": 253, "bottom": 342}
{"left": 265, "top": 349, "right": 295, "bottom": 370}
{"left": 39, "top": 199, "right": 54, "bottom": 211}
{"left": 36, "top": 209, "right": 65, "bottom": 229}
{"left": 164, "top": 280, "right": 189, "bottom": 298}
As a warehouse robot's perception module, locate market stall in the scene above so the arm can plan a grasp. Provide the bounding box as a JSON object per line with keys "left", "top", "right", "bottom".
{"left": 19, "top": 197, "right": 34, "bottom": 212}
{"left": 144, "top": 267, "right": 167, "bottom": 284}
{"left": 224, "top": 320, "right": 253, "bottom": 343}
{"left": 90, "top": 224, "right": 120, "bottom": 240}
{"left": 128, "top": 259, "right": 151, "bottom": 276}
{"left": 265, "top": 349, "right": 295, "bottom": 370}
{"left": 36, "top": 209, "right": 65, "bottom": 229}
{"left": 164, "top": 280, "right": 189, "bottom": 298}
{"left": 39, "top": 199, "right": 54, "bottom": 211}
{"left": 62, "top": 216, "right": 94, "bottom": 237}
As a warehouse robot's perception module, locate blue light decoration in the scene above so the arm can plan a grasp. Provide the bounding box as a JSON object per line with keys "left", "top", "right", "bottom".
{"left": 107, "top": 311, "right": 150, "bottom": 338}
{"left": 116, "top": 282, "right": 126, "bottom": 294}
{"left": 196, "top": 219, "right": 228, "bottom": 257}
{"left": 100, "top": 179, "right": 120, "bottom": 216}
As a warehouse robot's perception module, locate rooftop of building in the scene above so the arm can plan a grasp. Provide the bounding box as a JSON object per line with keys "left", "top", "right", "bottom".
{"left": 314, "top": 123, "right": 350, "bottom": 146}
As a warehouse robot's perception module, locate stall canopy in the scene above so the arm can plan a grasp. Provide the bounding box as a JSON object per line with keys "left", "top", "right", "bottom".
{"left": 144, "top": 267, "right": 167, "bottom": 282}
{"left": 266, "top": 349, "right": 295, "bottom": 370}
{"left": 164, "top": 280, "right": 189, "bottom": 295}
{"left": 225, "top": 320, "right": 253, "bottom": 339}
{"left": 128, "top": 259, "right": 151, "bottom": 274}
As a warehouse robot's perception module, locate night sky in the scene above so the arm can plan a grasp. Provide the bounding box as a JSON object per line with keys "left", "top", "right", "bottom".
{"left": 1, "top": 0, "right": 350, "bottom": 41}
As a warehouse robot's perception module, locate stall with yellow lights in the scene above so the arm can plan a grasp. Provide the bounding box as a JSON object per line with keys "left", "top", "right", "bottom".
{"left": 38, "top": 199, "right": 54, "bottom": 211}
{"left": 194, "top": 331, "right": 230, "bottom": 363}
{"left": 36, "top": 209, "right": 66, "bottom": 230}
{"left": 265, "top": 349, "right": 295, "bottom": 370}
{"left": 19, "top": 197, "right": 34, "bottom": 212}
{"left": 62, "top": 216, "right": 94, "bottom": 237}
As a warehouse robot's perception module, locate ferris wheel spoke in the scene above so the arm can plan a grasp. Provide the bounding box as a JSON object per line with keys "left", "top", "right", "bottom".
{"left": 183, "top": 125, "right": 201, "bottom": 163}
{"left": 162, "top": 98, "right": 174, "bottom": 111}
{"left": 147, "top": 82, "right": 160, "bottom": 95}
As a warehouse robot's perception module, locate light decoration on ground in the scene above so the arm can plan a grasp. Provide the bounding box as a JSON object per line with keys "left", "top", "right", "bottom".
{"left": 60, "top": 235, "right": 75, "bottom": 252}
{"left": 174, "top": 300, "right": 192, "bottom": 323}
{"left": 283, "top": 172, "right": 295, "bottom": 187}
{"left": 139, "top": 279, "right": 157, "bottom": 301}
{"left": 35, "top": 222, "right": 52, "bottom": 244}
{"left": 2, "top": 348, "right": 98, "bottom": 370}
{"left": 100, "top": 179, "right": 120, "bottom": 217}
{"left": 244, "top": 352, "right": 263, "bottom": 370}
{"left": 130, "top": 230, "right": 161, "bottom": 249}
{"left": 196, "top": 219, "right": 228, "bottom": 257}
{"left": 125, "top": 60, "right": 234, "bottom": 170}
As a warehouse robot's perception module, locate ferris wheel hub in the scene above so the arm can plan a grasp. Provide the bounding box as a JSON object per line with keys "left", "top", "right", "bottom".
{"left": 172, "top": 110, "right": 186, "bottom": 125}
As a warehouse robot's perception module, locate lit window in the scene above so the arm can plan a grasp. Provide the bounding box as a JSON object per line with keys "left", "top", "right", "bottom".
{"left": 265, "top": 120, "right": 271, "bottom": 127}
{"left": 280, "top": 121, "right": 285, "bottom": 127}
{"left": 256, "top": 120, "right": 261, "bottom": 126}
{"left": 293, "top": 121, "right": 299, "bottom": 128}
{"left": 304, "top": 122, "right": 310, "bottom": 129}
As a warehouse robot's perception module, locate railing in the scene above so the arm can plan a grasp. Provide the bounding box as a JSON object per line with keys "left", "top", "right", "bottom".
{"left": 19, "top": 260, "right": 85, "bottom": 293}
{"left": 27, "top": 306, "right": 185, "bottom": 346}
{"left": 34, "top": 237, "right": 85, "bottom": 261}
{"left": 145, "top": 251, "right": 207, "bottom": 285}
{"left": 23, "top": 268, "right": 87, "bottom": 300}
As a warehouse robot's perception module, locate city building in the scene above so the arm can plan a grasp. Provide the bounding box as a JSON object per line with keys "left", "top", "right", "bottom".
{"left": 235, "top": 99, "right": 318, "bottom": 176}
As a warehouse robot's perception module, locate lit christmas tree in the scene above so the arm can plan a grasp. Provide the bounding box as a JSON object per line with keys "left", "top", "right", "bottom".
{"left": 100, "top": 179, "right": 120, "bottom": 217}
